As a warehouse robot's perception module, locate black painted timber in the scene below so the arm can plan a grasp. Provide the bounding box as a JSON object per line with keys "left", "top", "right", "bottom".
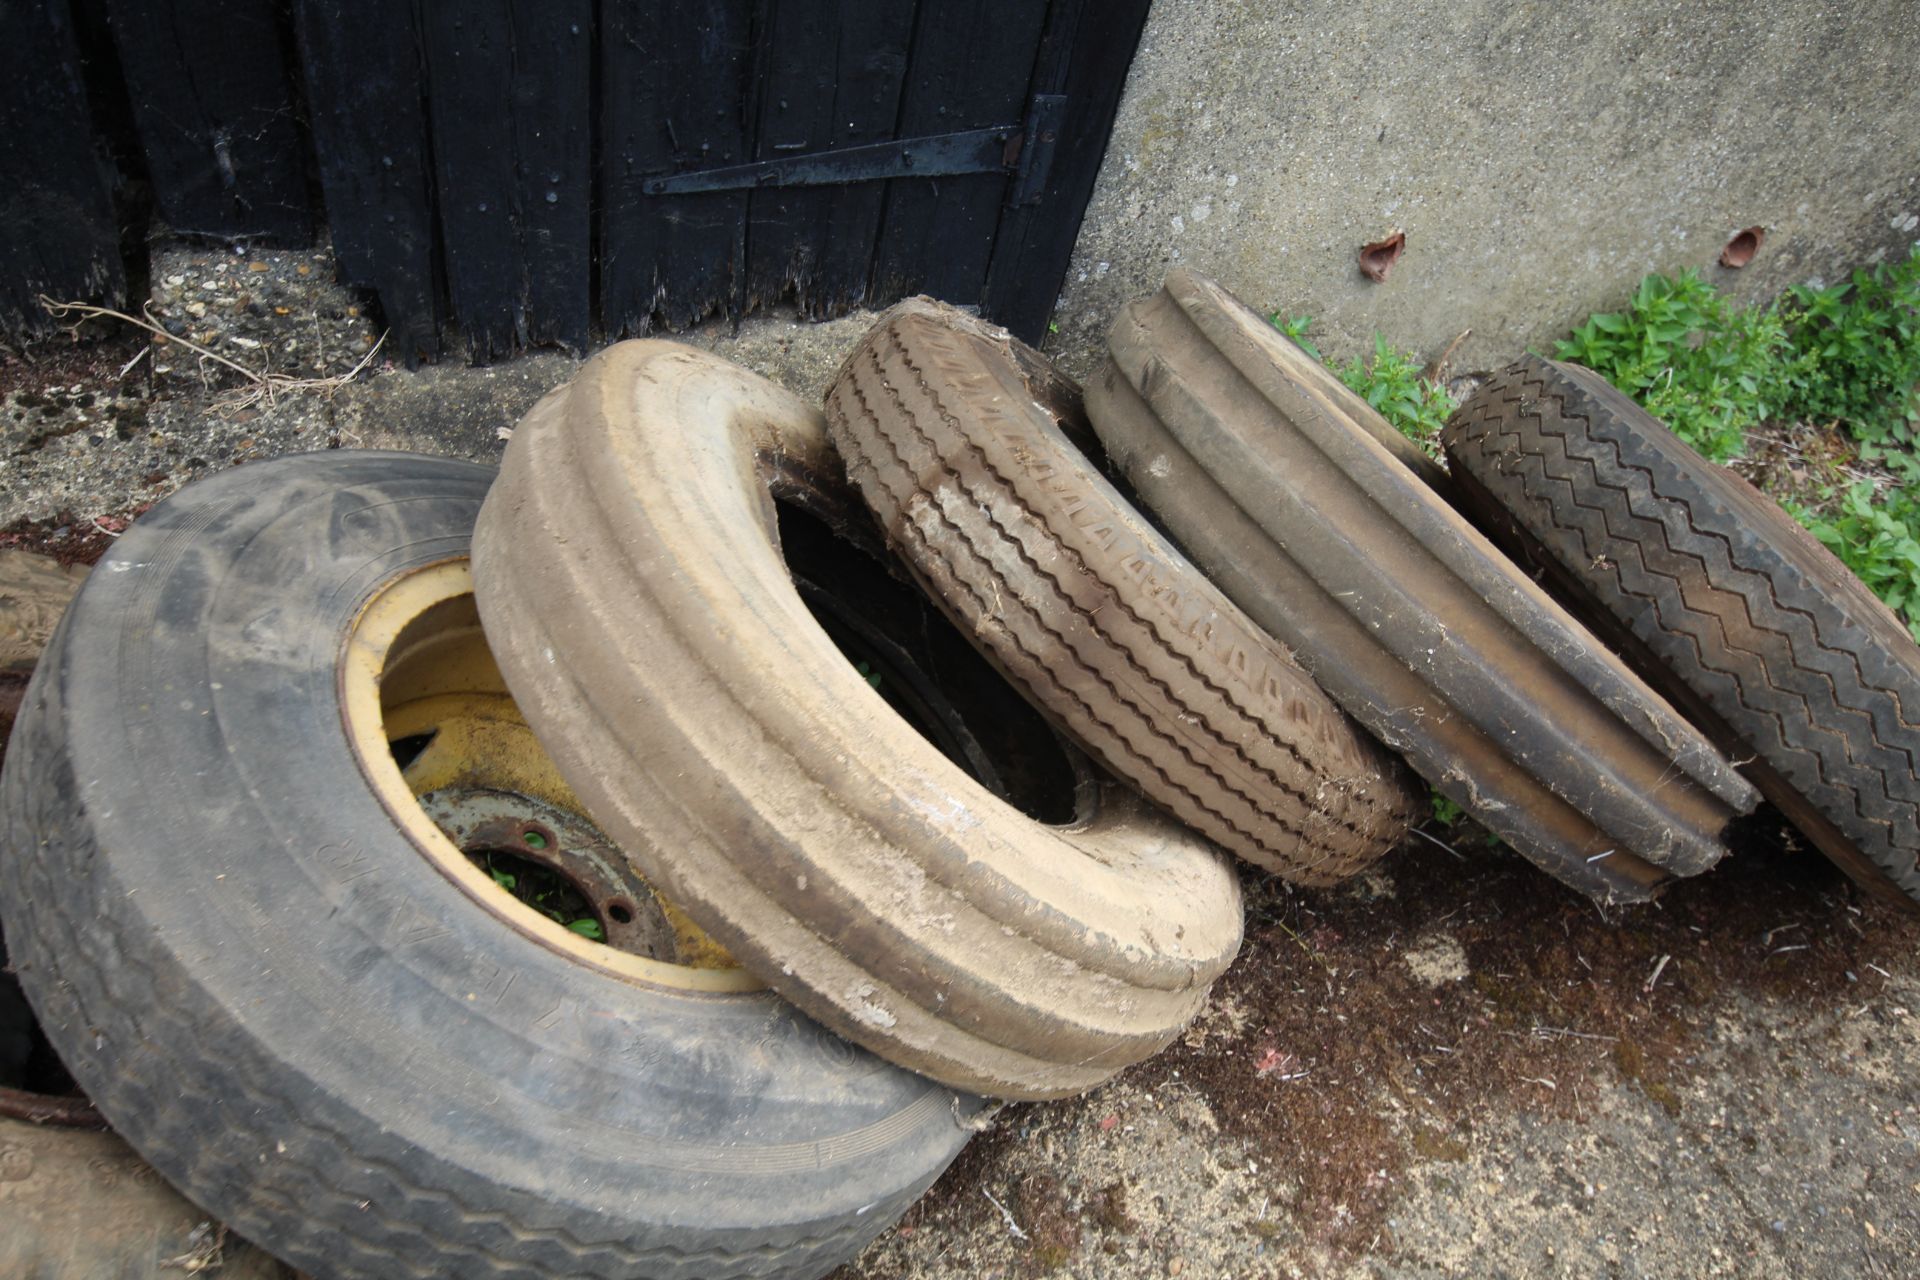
{"left": 601, "top": 0, "right": 757, "bottom": 335}
{"left": 744, "top": 0, "right": 913, "bottom": 319}
{"left": 104, "top": 0, "right": 310, "bottom": 243}
{"left": 3, "top": 0, "right": 1148, "bottom": 358}
{"left": 292, "top": 0, "right": 440, "bottom": 365}
{"left": 508, "top": 2, "right": 593, "bottom": 352}
{"left": 981, "top": 0, "right": 1151, "bottom": 342}
{"left": 870, "top": 1, "right": 1047, "bottom": 310}
{"left": 421, "top": 1, "right": 524, "bottom": 362}
{"left": 0, "top": 2, "right": 124, "bottom": 337}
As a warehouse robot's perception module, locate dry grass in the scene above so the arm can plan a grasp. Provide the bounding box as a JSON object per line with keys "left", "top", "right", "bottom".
{"left": 37, "top": 296, "right": 384, "bottom": 414}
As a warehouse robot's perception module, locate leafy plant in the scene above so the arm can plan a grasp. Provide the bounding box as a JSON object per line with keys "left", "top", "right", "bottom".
{"left": 1554, "top": 270, "right": 1796, "bottom": 462}
{"left": 1560, "top": 245, "right": 1920, "bottom": 637}
{"left": 1781, "top": 247, "right": 1920, "bottom": 449}
{"left": 1428, "top": 790, "right": 1465, "bottom": 826}
{"left": 1337, "top": 335, "right": 1457, "bottom": 456}
{"left": 1267, "top": 315, "right": 1455, "bottom": 454}
{"left": 1785, "top": 482, "right": 1920, "bottom": 641}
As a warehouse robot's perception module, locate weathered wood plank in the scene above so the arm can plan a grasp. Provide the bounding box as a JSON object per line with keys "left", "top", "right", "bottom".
{"left": 601, "top": 0, "right": 757, "bottom": 334}
{"left": 509, "top": 2, "right": 593, "bottom": 352}
{"left": 104, "top": 0, "right": 310, "bottom": 243}
{"left": 292, "top": 0, "right": 441, "bottom": 365}
{"left": 0, "top": 2, "right": 125, "bottom": 338}
{"left": 744, "top": 0, "right": 913, "bottom": 319}
{"left": 981, "top": 0, "right": 1152, "bottom": 341}
{"left": 421, "top": 0, "right": 524, "bottom": 362}
{"left": 0, "top": 552, "right": 90, "bottom": 675}
{"left": 869, "top": 0, "right": 1045, "bottom": 309}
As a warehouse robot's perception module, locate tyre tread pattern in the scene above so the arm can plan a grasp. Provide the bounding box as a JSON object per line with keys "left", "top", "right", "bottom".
{"left": 825, "top": 305, "right": 1416, "bottom": 884}
{"left": 1444, "top": 356, "right": 1920, "bottom": 902}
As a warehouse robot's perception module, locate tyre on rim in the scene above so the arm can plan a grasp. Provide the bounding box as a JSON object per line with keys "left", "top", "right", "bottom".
{"left": 472, "top": 342, "right": 1244, "bottom": 1101}
{"left": 0, "top": 451, "right": 978, "bottom": 1280}
{"left": 824, "top": 298, "right": 1421, "bottom": 886}
{"left": 1445, "top": 355, "right": 1920, "bottom": 908}
{"left": 1084, "top": 268, "right": 1758, "bottom": 903}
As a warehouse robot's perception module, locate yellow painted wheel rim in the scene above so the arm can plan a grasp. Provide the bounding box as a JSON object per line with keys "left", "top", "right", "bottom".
{"left": 340, "top": 558, "right": 759, "bottom": 994}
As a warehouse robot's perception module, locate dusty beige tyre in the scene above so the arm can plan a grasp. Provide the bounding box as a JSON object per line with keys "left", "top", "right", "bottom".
{"left": 471, "top": 341, "right": 1243, "bottom": 1100}
{"left": 1086, "top": 269, "right": 1759, "bottom": 903}
{"left": 823, "top": 298, "right": 1421, "bottom": 886}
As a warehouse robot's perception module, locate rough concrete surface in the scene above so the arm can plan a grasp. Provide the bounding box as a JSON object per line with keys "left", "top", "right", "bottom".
{"left": 3, "top": 242, "right": 1919, "bottom": 1279}
{"left": 1050, "top": 0, "right": 1920, "bottom": 380}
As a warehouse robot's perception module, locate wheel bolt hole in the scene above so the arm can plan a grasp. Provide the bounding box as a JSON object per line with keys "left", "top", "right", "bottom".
{"left": 608, "top": 901, "right": 635, "bottom": 924}
{"left": 522, "top": 830, "right": 548, "bottom": 849}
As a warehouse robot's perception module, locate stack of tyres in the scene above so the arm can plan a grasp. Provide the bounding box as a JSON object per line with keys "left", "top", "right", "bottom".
{"left": 11, "top": 265, "right": 1888, "bottom": 1280}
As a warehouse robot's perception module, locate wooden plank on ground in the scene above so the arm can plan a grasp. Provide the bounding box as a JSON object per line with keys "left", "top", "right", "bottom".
{"left": 292, "top": 0, "right": 441, "bottom": 365}
{"left": 869, "top": 0, "right": 1045, "bottom": 309}
{"left": 0, "top": 552, "right": 91, "bottom": 675}
{"left": 744, "top": 0, "right": 913, "bottom": 319}
{"left": 104, "top": 0, "right": 310, "bottom": 243}
{"left": 981, "top": 0, "right": 1152, "bottom": 341}
{"left": 600, "top": 0, "right": 757, "bottom": 334}
{"left": 0, "top": 3, "right": 124, "bottom": 338}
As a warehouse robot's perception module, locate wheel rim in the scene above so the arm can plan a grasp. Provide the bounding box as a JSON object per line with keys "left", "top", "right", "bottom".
{"left": 339, "top": 558, "right": 760, "bottom": 992}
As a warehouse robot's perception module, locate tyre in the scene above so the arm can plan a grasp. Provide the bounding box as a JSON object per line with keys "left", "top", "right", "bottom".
{"left": 471, "top": 342, "right": 1243, "bottom": 1102}
{"left": 0, "top": 451, "right": 978, "bottom": 1280}
{"left": 1085, "top": 268, "right": 1758, "bottom": 903}
{"left": 824, "top": 298, "right": 1421, "bottom": 885}
{"left": 1444, "top": 355, "right": 1920, "bottom": 907}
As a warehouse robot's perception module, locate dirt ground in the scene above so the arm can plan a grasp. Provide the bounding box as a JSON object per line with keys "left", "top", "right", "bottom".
{"left": 4, "top": 242, "right": 1918, "bottom": 1279}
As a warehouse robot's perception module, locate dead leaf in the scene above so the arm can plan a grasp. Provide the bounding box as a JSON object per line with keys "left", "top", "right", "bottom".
{"left": 1359, "top": 231, "right": 1406, "bottom": 283}
{"left": 1720, "top": 226, "right": 1765, "bottom": 269}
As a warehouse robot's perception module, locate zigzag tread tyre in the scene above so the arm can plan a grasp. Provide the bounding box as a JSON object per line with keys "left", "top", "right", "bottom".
{"left": 0, "top": 452, "right": 976, "bottom": 1280}
{"left": 1086, "top": 269, "right": 1758, "bottom": 903}
{"left": 471, "top": 342, "right": 1243, "bottom": 1101}
{"left": 1444, "top": 355, "right": 1920, "bottom": 907}
{"left": 823, "top": 299, "right": 1421, "bottom": 886}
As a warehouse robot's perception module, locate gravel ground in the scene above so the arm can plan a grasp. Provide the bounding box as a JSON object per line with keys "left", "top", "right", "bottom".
{"left": 3, "top": 241, "right": 1917, "bottom": 1279}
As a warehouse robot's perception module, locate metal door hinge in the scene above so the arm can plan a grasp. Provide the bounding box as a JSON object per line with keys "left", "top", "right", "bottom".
{"left": 643, "top": 93, "right": 1065, "bottom": 205}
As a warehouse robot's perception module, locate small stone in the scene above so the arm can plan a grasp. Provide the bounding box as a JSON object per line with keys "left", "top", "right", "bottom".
{"left": 296, "top": 264, "right": 311, "bottom": 276}
{"left": 249, "top": 261, "right": 269, "bottom": 272}
{"left": 1168, "top": 1258, "right": 1185, "bottom": 1276}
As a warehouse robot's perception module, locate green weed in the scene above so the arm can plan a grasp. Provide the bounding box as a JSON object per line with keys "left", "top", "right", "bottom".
{"left": 1560, "top": 244, "right": 1920, "bottom": 635}
{"left": 1269, "top": 315, "right": 1456, "bottom": 455}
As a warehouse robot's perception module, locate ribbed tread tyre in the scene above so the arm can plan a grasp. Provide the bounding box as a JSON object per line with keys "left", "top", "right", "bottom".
{"left": 1085, "top": 268, "right": 1758, "bottom": 903}
{"left": 823, "top": 298, "right": 1420, "bottom": 885}
{"left": 1445, "top": 355, "right": 1920, "bottom": 907}
{"left": 471, "top": 342, "right": 1243, "bottom": 1100}
{"left": 0, "top": 452, "right": 978, "bottom": 1280}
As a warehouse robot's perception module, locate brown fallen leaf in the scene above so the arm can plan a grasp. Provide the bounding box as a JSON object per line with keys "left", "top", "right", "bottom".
{"left": 1720, "top": 225, "right": 1765, "bottom": 268}
{"left": 1359, "top": 230, "right": 1406, "bottom": 283}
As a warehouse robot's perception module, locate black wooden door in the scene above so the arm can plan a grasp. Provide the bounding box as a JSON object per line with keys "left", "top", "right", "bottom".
{"left": 3, "top": 0, "right": 1151, "bottom": 362}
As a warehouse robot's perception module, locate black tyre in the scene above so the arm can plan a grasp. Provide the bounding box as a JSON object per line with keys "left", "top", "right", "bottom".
{"left": 1086, "top": 269, "right": 1758, "bottom": 902}
{"left": 0, "top": 451, "right": 978, "bottom": 1280}
{"left": 1445, "top": 356, "right": 1920, "bottom": 907}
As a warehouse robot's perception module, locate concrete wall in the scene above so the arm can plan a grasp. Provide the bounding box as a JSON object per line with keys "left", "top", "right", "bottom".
{"left": 1049, "top": 0, "right": 1920, "bottom": 380}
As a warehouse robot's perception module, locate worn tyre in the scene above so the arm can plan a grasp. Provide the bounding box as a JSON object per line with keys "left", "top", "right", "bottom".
{"left": 0, "top": 451, "right": 979, "bottom": 1280}
{"left": 824, "top": 298, "right": 1421, "bottom": 885}
{"left": 1445, "top": 356, "right": 1920, "bottom": 907}
{"left": 1085, "top": 268, "right": 1758, "bottom": 902}
{"left": 472, "top": 342, "right": 1243, "bottom": 1101}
